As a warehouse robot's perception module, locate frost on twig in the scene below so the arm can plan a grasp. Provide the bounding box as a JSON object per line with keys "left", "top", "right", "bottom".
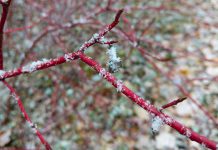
{"left": 107, "top": 46, "right": 121, "bottom": 73}
{"left": 151, "top": 116, "right": 164, "bottom": 133}
{"left": 78, "top": 33, "right": 100, "bottom": 51}
{"left": 184, "top": 128, "right": 191, "bottom": 138}
{"left": 64, "top": 53, "right": 74, "bottom": 62}
{"left": 99, "top": 36, "right": 108, "bottom": 43}
{"left": 116, "top": 80, "right": 123, "bottom": 92}
{"left": 22, "top": 58, "right": 50, "bottom": 73}
{"left": 99, "top": 68, "right": 106, "bottom": 78}
{"left": 28, "top": 122, "right": 38, "bottom": 134}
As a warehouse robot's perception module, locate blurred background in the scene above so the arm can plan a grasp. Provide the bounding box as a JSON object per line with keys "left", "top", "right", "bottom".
{"left": 0, "top": 0, "right": 218, "bottom": 149}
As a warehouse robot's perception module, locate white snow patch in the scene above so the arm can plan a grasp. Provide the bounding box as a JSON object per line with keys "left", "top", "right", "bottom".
{"left": 185, "top": 129, "right": 191, "bottom": 138}
{"left": 28, "top": 122, "right": 34, "bottom": 128}
{"left": 11, "top": 93, "right": 17, "bottom": 104}
{"left": 31, "top": 128, "right": 37, "bottom": 134}
{"left": 64, "top": 53, "right": 73, "bottom": 62}
{"left": 89, "top": 33, "right": 99, "bottom": 43}
{"left": 28, "top": 122, "right": 37, "bottom": 134}
{"left": 99, "top": 68, "right": 106, "bottom": 77}
{"left": 116, "top": 80, "right": 123, "bottom": 92}
{"left": 22, "top": 58, "right": 50, "bottom": 73}
{"left": 99, "top": 36, "right": 108, "bottom": 43}
{"left": 164, "top": 117, "right": 173, "bottom": 125}
{"left": 151, "top": 116, "right": 164, "bottom": 133}
{"left": 93, "top": 33, "right": 99, "bottom": 39}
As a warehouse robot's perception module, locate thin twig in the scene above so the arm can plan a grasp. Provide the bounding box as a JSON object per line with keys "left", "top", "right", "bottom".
{"left": 160, "top": 97, "right": 187, "bottom": 111}
{"left": 0, "top": 0, "right": 11, "bottom": 69}
{"left": 3, "top": 80, "right": 52, "bottom": 150}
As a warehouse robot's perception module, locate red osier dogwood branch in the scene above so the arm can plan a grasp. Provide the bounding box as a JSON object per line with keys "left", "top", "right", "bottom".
{"left": 3, "top": 80, "right": 52, "bottom": 150}
{"left": 160, "top": 97, "right": 187, "bottom": 111}
{"left": 0, "top": 3, "right": 217, "bottom": 150}
{"left": 78, "top": 53, "right": 217, "bottom": 150}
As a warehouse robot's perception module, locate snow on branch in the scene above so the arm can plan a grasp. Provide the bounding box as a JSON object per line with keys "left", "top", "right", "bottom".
{"left": 0, "top": 10, "right": 124, "bottom": 80}
{"left": 116, "top": 80, "right": 123, "bottom": 92}
{"left": 78, "top": 9, "right": 124, "bottom": 52}
{"left": 151, "top": 116, "right": 164, "bottom": 133}
{"left": 22, "top": 58, "right": 50, "bottom": 73}
{"left": 78, "top": 53, "right": 218, "bottom": 150}
{"left": 0, "top": 9, "right": 125, "bottom": 150}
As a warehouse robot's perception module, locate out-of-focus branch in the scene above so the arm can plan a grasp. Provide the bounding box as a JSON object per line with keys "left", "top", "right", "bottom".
{"left": 0, "top": 0, "right": 11, "bottom": 69}
{"left": 3, "top": 80, "right": 52, "bottom": 150}
{"left": 160, "top": 97, "right": 187, "bottom": 111}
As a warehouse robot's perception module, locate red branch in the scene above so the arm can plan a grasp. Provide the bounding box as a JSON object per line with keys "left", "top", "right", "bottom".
{"left": 0, "top": 9, "right": 124, "bottom": 80}
{"left": 0, "top": 9, "right": 124, "bottom": 149}
{"left": 160, "top": 97, "right": 187, "bottom": 111}
{"left": 78, "top": 52, "right": 218, "bottom": 150}
{"left": 0, "top": 7, "right": 217, "bottom": 150}
{"left": 112, "top": 19, "right": 218, "bottom": 126}
{"left": 3, "top": 81, "right": 52, "bottom": 150}
{"left": 0, "top": 0, "right": 11, "bottom": 69}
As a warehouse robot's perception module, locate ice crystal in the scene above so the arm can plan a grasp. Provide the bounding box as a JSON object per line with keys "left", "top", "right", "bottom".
{"left": 93, "top": 33, "right": 99, "bottom": 39}
{"left": 28, "top": 122, "right": 34, "bottom": 128}
{"left": 116, "top": 80, "right": 123, "bottom": 92}
{"left": 28, "top": 122, "right": 37, "bottom": 134}
{"left": 99, "top": 68, "right": 106, "bottom": 77}
{"left": 164, "top": 117, "right": 173, "bottom": 125}
{"left": 151, "top": 116, "right": 164, "bottom": 133}
{"left": 11, "top": 93, "right": 17, "bottom": 99}
{"left": 107, "top": 46, "right": 121, "bottom": 62}
{"left": 184, "top": 129, "right": 191, "bottom": 138}
{"left": 89, "top": 33, "right": 99, "bottom": 43}
{"left": 22, "top": 58, "right": 49, "bottom": 73}
{"left": 31, "top": 128, "right": 37, "bottom": 134}
{"left": 99, "top": 36, "right": 108, "bottom": 43}
{"left": 107, "top": 46, "right": 121, "bottom": 73}
{"left": 64, "top": 53, "right": 72, "bottom": 62}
